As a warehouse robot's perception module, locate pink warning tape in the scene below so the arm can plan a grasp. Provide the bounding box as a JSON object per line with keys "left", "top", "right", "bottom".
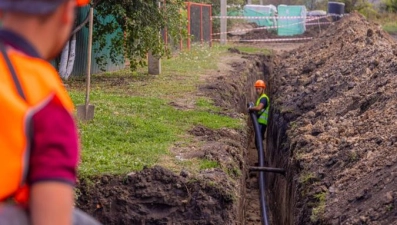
{"left": 212, "top": 14, "right": 344, "bottom": 20}
{"left": 213, "top": 15, "right": 312, "bottom": 19}
{"left": 211, "top": 16, "right": 329, "bottom": 36}
{"left": 212, "top": 37, "right": 313, "bottom": 42}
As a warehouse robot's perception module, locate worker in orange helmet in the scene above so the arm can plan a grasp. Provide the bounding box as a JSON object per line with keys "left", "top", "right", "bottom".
{"left": 249, "top": 80, "right": 270, "bottom": 145}
{"left": 0, "top": 0, "right": 100, "bottom": 224}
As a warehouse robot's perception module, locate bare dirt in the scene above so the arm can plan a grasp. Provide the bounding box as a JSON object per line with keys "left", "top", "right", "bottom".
{"left": 266, "top": 12, "right": 397, "bottom": 224}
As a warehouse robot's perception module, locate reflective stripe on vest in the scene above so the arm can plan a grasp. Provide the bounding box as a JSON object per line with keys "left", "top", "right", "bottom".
{"left": 256, "top": 93, "right": 270, "bottom": 125}
{"left": 0, "top": 47, "right": 75, "bottom": 204}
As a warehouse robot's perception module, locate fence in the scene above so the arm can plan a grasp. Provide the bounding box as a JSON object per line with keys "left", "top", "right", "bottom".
{"left": 182, "top": 2, "right": 212, "bottom": 49}
{"left": 51, "top": 6, "right": 124, "bottom": 76}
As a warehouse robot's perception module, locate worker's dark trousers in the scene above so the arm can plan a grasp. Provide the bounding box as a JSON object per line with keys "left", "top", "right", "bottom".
{"left": 0, "top": 204, "right": 101, "bottom": 225}
{"left": 255, "top": 124, "right": 267, "bottom": 150}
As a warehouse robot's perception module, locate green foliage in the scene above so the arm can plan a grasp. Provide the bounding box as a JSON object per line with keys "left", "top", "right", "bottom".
{"left": 93, "top": 0, "right": 187, "bottom": 70}
{"left": 383, "top": 21, "right": 397, "bottom": 34}
{"left": 310, "top": 192, "right": 327, "bottom": 223}
{"left": 383, "top": 0, "right": 397, "bottom": 12}
{"left": 199, "top": 159, "right": 220, "bottom": 170}
{"left": 336, "top": 0, "right": 376, "bottom": 13}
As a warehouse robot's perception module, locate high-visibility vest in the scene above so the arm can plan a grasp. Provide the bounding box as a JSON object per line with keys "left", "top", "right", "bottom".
{"left": 256, "top": 93, "right": 270, "bottom": 125}
{"left": 0, "top": 45, "right": 75, "bottom": 204}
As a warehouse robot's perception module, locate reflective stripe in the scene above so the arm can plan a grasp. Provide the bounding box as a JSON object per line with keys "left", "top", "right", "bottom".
{"left": 256, "top": 94, "right": 270, "bottom": 125}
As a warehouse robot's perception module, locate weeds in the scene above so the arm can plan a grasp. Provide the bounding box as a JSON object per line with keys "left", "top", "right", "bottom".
{"left": 199, "top": 159, "right": 220, "bottom": 170}
{"left": 299, "top": 172, "right": 317, "bottom": 185}
{"left": 310, "top": 191, "right": 327, "bottom": 223}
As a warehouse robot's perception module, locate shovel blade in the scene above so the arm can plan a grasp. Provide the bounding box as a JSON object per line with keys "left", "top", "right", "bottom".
{"left": 76, "top": 104, "right": 95, "bottom": 121}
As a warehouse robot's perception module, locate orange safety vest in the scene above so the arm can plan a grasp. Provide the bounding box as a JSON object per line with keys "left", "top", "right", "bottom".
{"left": 0, "top": 44, "right": 75, "bottom": 204}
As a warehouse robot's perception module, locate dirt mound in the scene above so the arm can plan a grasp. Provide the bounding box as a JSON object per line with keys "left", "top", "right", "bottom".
{"left": 77, "top": 166, "right": 237, "bottom": 225}
{"left": 269, "top": 12, "right": 397, "bottom": 224}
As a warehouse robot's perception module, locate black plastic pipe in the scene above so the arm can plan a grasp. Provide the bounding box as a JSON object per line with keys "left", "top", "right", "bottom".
{"left": 248, "top": 103, "right": 270, "bottom": 225}
{"left": 249, "top": 166, "right": 286, "bottom": 175}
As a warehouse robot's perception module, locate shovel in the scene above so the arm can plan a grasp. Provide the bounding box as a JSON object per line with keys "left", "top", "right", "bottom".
{"left": 77, "top": 7, "right": 95, "bottom": 121}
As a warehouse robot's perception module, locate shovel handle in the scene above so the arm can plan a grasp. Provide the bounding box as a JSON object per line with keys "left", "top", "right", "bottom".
{"left": 85, "top": 7, "right": 94, "bottom": 118}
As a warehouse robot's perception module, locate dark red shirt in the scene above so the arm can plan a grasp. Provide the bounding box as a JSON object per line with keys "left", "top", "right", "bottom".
{"left": 0, "top": 29, "right": 78, "bottom": 186}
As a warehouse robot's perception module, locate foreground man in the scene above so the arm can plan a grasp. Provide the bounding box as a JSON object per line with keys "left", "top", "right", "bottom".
{"left": 0, "top": 0, "right": 100, "bottom": 224}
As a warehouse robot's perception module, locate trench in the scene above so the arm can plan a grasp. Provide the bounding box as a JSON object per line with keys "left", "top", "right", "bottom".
{"left": 75, "top": 53, "right": 298, "bottom": 225}
{"left": 242, "top": 54, "right": 296, "bottom": 225}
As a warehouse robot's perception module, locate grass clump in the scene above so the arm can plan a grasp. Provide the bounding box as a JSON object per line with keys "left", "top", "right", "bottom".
{"left": 199, "top": 159, "right": 220, "bottom": 170}
{"left": 310, "top": 192, "right": 327, "bottom": 223}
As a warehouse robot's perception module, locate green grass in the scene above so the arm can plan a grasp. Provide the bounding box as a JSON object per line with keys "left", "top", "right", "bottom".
{"left": 383, "top": 22, "right": 397, "bottom": 34}
{"left": 371, "top": 12, "right": 397, "bottom": 35}
{"left": 68, "top": 44, "right": 247, "bottom": 178}
{"left": 199, "top": 159, "right": 220, "bottom": 170}
{"left": 233, "top": 45, "right": 273, "bottom": 55}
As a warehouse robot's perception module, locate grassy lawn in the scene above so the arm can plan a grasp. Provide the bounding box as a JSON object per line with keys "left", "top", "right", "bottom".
{"left": 68, "top": 44, "right": 248, "bottom": 178}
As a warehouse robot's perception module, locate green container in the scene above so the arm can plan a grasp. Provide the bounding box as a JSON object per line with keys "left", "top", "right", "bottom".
{"left": 243, "top": 4, "right": 277, "bottom": 28}
{"left": 277, "top": 5, "right": 307, "bottom": 36}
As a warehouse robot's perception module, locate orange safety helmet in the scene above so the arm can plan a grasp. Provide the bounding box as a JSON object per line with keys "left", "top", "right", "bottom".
{"left": 254, "top": 80, "right": 266, "bottom": 88}
{"left": 77, "top": 0, "right": 90, "bottom": 6}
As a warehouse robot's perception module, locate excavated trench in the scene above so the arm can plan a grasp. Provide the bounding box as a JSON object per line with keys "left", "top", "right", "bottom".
{"left": 77, "top": 14, "right": 397, "bottom": 225}
{"left": 75, "top": 52, "right": 292, "bottom": 225}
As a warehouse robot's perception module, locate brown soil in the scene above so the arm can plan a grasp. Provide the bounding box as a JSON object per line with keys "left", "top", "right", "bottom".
{"left": 77, "top": 166, "right": 238, "bottom": 225}
{"left": 266, "top": 12, "right": 397, "bottom": 224}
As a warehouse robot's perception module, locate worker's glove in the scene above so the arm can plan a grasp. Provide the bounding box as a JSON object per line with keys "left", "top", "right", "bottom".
{"left": 247, "top": 102, "right": 254, "bottom": 113}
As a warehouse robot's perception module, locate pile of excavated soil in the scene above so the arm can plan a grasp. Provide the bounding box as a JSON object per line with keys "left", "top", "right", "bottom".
{"left": 77, "top": 166, "right": 238, "bottom": 224}
{"left": 269, "top": 12, "right": 397, "bottom": 224}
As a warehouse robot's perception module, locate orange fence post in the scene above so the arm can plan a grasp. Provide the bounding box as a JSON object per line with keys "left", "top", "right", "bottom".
{"left": 209, "top": 5, "right": 212, "bottom": 47}
{"left": 200, "top": 5, "right": 203, "bottom": 44}
{"left": 186, "top": 2, "right": 191, "bottom": 50}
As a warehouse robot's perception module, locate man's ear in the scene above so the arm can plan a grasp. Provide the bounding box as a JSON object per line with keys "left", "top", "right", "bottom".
{"left": 61, "top": 0, "right": 76, "bottom": 24}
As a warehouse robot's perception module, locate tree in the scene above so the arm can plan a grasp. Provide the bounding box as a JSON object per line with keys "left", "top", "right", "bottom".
{"left": 383, "top": 0, "right": 397, "bottom": 12}
{"left": 75, "top": 0, "right": 187, "bottom": 71}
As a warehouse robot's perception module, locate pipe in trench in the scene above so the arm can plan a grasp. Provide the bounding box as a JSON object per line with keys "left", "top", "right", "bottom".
{"left": 248, "top": 103, "right": 270, "bottom": 225}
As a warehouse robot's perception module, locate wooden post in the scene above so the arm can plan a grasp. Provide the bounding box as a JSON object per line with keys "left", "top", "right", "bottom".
{"left": 220, "top": 0, "right": 227, "bottom": 45}
{"left": 85, "top": 7, "right": 93, "bottom": 119}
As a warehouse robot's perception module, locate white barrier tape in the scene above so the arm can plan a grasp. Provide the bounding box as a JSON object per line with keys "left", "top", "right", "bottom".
{"left": 212, "top": 14, "right": 343, "bottom": 20}
{"left": 212, "top": 37, "right": 313, "bottom": 42}
{"left": 306, "top": 22, "right": 332, "bottom": 25}
{"left": 211, "top": 15, "right": 329, "bottom": 36}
